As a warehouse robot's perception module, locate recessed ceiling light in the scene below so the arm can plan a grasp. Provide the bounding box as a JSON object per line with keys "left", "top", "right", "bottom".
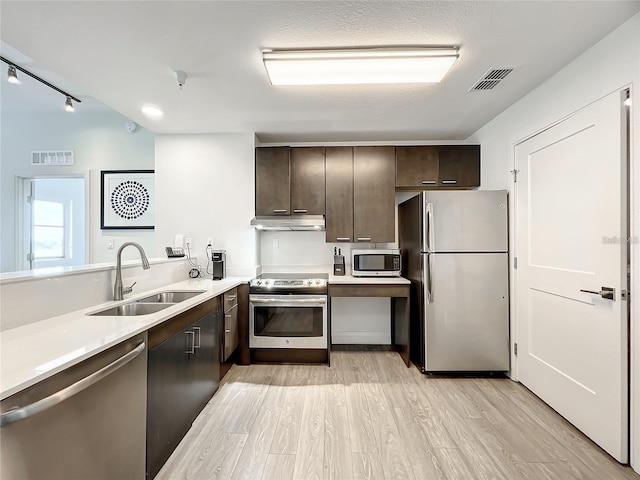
{"left": 141, "top": 104, "right": 164, "bottom": 119}
{"left": 262, "top": 47, "right": 459, "bottom": 86}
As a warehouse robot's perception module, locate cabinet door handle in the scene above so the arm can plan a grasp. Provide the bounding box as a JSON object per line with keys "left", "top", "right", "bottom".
{"left": 422, "top": 180, "right": 437, "bottom": 185}
{"left": 357, "top": 237, "right": 372, "bottom": 242}
{"left": 193, "top": 326, "right": 201, "bottom": 348}
{"left": 185, "top": 331, "right": 195, "bottom": 354}
{"left": 293, "top": 209, "right": 307, "bottom": 213}
{"left": 227, "top": 295, "right": 237, "bottom": 301}
{"left": 0, "top": 342, "right": 145, "bottom": 427}
{"left": 441, "top": 180, "right": 457, "bottom": 184}
{"left": 273, "top": 209, "right": 288, "bottom": 213}
{"left": 336, "top": 237, "right": 351, "bottom": 242}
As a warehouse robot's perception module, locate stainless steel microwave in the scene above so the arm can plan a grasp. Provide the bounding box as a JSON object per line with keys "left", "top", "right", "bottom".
{"left": 351, "top": 249, "right": 402, "bottom": 277}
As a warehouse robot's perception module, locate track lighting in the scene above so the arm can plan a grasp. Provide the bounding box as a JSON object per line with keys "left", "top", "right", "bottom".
{"left": 7, "top": 65, "right": 20, "bottom": 84}
{"left": 1, "top": 55, "right": 81, "bottom": 112}
{"left": 64, "top": 96, "right": 75, "bottom": 112}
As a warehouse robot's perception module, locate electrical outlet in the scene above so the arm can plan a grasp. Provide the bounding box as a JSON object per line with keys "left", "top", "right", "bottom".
{"left": 272, "top": 238, "right": 279, "bottom": 248}
{"left": 107, "top": 237, "right": 114, "bottom": 249}
{"left": 185, "top": 237, "right": 192, "bottom": 247}
{"left": 207, "top": 237, "right": 213, "bottom": 246}
{"left": 176, "top": 262, "right": 185, "bottom": 271}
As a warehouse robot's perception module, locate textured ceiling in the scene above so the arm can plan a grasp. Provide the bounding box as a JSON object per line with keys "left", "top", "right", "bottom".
{"left": 1, "top": 1, "right": 638, "bottom": 142}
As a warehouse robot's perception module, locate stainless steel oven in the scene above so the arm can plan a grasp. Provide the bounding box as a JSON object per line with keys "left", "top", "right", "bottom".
{"left": 249, "top": 273, "right": 328, "bottom": 349}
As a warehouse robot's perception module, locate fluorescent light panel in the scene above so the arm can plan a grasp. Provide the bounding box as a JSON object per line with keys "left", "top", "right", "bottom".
{"left": 263, "top": 47, "right": 459, "bottom": 85}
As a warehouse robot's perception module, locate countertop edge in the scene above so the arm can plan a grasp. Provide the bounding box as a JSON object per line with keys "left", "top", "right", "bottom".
{"left": 1, "top": 277, "right": 249, "bottom": 400}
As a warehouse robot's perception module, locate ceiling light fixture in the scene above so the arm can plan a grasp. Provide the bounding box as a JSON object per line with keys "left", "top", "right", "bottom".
{"left": 1, "top": 55, "right": 82, "bottom": 111}
{"left": 64, "top": 96, "right": 75, "bottom": 112}
{"left": 7, "top": 64, "right": 20, "bottom": 84}
{"left": 262, "top": 46, "right": 459, "bottom": 86}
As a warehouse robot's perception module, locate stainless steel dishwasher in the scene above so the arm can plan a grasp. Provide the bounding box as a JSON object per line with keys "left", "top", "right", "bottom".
{"left": 1, "top": 333, "right": 147, "bottom": 480}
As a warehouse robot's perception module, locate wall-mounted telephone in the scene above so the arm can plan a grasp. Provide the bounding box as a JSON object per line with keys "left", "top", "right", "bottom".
{"left": 165, "top": 246, "right": 185, "bottom": 258}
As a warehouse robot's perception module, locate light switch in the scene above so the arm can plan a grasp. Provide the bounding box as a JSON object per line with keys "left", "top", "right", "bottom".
{"left": 272, "top": 238, "right": 279, "bottom": 248}
{"left": 107, "top": 237, "right": 114, "bottom": 249}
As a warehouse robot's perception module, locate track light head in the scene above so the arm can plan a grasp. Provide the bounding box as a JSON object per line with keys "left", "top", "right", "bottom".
{"left": 7, "top": 65, "right": 20, "bottom": 84}
{"left": 64, "top": 96, "right": 75, "bottom": 112}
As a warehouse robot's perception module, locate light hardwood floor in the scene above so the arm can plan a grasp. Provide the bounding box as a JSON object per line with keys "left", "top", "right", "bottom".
{"left": 157, "top": 346, "right": 639, "bottom": 480}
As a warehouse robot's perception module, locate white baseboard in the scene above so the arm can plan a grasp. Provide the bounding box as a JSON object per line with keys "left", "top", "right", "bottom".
{"left": 331, "top": 331, "right": 391, "bottom": 345}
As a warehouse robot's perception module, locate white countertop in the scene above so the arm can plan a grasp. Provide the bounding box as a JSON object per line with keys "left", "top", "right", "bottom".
{"left": 0, "top": 277, "right": 249, "bottom": 400}
{"left": 328, "top": 274, "right": 410, "bottom": 285}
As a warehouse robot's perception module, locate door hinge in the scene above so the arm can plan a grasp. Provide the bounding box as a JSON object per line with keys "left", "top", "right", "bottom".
{"left": 514, "top": 343, "right": 518, "bottom": 356}
{"left": 26, "top": 253, "right": 34, "bottom": 261}
{"left": 514, "top": 257, "right": 518, "bottom": 269}
{"left": 26, "top": 195, "right": 33, "bottom": 204}
{"left": 510, "top": 169, "right": 520, "bottom": 183}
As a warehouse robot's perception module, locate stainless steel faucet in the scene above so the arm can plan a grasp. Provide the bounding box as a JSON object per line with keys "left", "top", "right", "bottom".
{"left": 113, "top": 242, "right": 150, "bottom": 300}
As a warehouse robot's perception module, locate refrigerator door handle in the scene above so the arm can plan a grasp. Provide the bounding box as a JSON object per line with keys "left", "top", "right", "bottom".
{"left": 422, "top": 252, "right": 432, "bottom": 303}
{"left": 424, "top": 200, "right": 433, "bottom": 253}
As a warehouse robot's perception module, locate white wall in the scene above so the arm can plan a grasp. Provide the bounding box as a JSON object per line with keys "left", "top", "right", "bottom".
{"left": 0, "top": 110, "right": 156, "bottom": 272}
{"left": 154, "top": 133, "right": 258, "bottom": 278}
{"left": 466, "top": 13, "right": 640, "bottom": 472}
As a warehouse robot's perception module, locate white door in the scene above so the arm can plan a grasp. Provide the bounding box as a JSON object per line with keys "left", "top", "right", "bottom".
{"left": 515, "top": 91, "right": 628, "bottom": 462}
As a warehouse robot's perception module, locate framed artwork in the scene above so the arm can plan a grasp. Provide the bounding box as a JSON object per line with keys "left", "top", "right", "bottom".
{"left": 100, "top": 170, "right": 155, "bottom": 229}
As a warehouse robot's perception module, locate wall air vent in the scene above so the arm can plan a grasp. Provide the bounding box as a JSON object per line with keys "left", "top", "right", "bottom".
{"left": 469, "top": 68, "right": 514, "bottom": 91}
{"left": 31, "top": 150, "right": 75, "bottom": 166}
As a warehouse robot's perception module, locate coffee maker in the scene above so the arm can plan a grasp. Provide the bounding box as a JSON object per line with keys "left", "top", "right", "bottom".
{"left": 211, "top": 250, "right": 226, "bottom": 280}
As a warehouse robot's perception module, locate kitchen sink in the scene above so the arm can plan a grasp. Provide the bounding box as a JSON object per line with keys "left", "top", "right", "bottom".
{"left": 88, "top": 302, "right": 173, "bottom": 316}
{"left": 87, "top": 290, "right": 206, "bottom": 316}
{"left": 135, "top": 290, "right": 205, "bottom": 303}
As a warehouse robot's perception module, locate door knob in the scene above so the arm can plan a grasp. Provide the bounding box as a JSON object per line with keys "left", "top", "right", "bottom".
{"left": 579, "top": 287, "right": 615, "bottom": 300}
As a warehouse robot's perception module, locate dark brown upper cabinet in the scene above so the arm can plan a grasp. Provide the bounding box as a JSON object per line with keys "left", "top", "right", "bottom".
{"left": 255, "top": 146, "right": 325, "bottom": 216}
{"left": 395, "top": 146, "right": 439, "bottom": 187}
{"left": 437, "top": 145, "right": 481, "bottom": 188}
{"left": 325, "top": 147, "right": 354, "bottom": 242}
{"left": 395, "top": 145, "right": 480, "bottom": 189}
{"left": 353, "top": 146, "right": 396, "bottom": 243}
{"left": 325, "top": 146, "right": 395, "bottom": 243}
{"left": 290, "top": 147, "right": 325, "bottom": 215}
{"left": 255, "top": 147, "right": 290, "bottom": 215}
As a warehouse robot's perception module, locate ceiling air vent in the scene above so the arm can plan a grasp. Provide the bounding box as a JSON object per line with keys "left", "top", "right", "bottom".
{"left": 469, "top": 68, "right": 514, "bottom": 91}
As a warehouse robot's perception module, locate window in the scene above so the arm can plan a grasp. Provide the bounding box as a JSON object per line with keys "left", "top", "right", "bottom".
{"left": 32, "top": 198, "right": 70, "bottom": 259}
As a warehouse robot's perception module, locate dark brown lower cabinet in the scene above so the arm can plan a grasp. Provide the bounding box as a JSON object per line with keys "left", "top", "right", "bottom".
{"left": 146, "top": 300, "right": 222, "bottom": 479}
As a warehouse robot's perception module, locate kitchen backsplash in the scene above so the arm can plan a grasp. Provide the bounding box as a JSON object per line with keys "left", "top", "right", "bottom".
{"left": 259, "top": 230, "right": 398, "bottom": 274}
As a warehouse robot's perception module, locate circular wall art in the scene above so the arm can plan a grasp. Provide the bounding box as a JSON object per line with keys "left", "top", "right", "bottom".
{"left": 110, "top": 180, "right": 150, "bottom": 219}
{"left": 101, "top": 170, "right": 155, "bottom": 229}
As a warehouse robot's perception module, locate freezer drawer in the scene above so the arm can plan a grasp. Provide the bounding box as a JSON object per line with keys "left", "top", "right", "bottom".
{"left": 424, "top": 253, "right": 509, "bottom": 371}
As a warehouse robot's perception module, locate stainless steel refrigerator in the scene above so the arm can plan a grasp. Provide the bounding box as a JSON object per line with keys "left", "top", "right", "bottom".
{"left": 398, "top": 190, "right": 509, "bottom": 372}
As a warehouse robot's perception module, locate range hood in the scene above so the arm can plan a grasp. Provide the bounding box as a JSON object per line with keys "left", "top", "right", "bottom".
{"left": 250, "top": 215, "right": 325, "bottom": 231}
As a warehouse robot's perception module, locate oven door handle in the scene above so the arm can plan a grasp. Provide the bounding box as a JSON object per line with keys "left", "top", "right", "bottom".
{"left": 250, "top": 297, "right": 327, "bottom": 306}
